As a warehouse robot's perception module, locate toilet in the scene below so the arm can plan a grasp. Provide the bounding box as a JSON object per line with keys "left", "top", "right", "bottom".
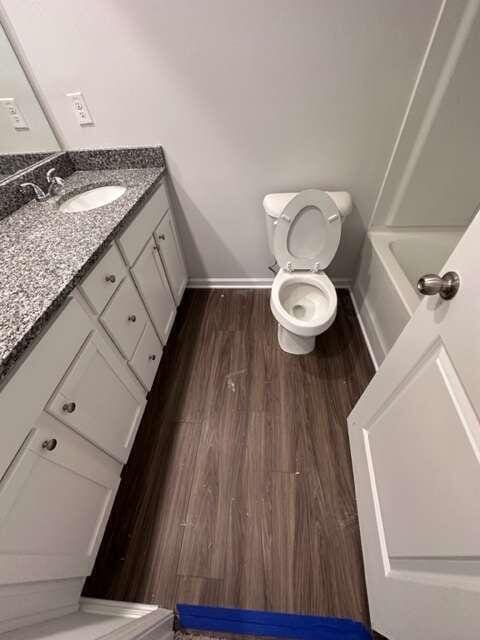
{"left": 263, "top": 188, "right": 352, "bottom": 354}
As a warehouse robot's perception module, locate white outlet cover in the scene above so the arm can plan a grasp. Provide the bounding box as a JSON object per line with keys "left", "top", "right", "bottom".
{"left": 0, "top": 98, "right": 29, "bottom": 130}
{"left": 67, "top": 91, "right": 94, "bottom": 126}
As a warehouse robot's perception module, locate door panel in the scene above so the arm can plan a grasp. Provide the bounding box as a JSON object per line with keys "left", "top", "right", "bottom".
{"left": 155, "top": 212, "right": 187, "bottom": 305}
{"left": 100, "top": 276, "right": 148, "bottom": 359}
{"left": 131, "top": 237, "right": 176, "bottom": 344}
{"left": 368, "top": 343, "right": 480, "bottom": 559}
{"left": 0, "top": 413, "right": 120, "bottom": 584}
{"left": 46, "top": 332, "right": 146, "bottom": 463}
{"left": 129, "top": 320, "right": 163, "bottom": 391}
{"left": 349, "top": 210, "right": 480, "bottom": 639}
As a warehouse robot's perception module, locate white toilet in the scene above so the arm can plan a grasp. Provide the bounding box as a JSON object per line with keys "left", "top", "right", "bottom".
{"left": 263, "top": 188, "right": 352, "bottom": 354}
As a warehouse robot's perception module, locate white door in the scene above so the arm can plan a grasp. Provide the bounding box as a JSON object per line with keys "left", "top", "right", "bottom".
{"left": 349, "top": 210, "right": 480, "bottom": 638}
{"left": 131, "top": 237, "right": 176, "bottom": 344}
{"left": 47, "top": 331, "right": 146, "bottom": 463}
{"left": 155, "top": 212, "right": 188, "bottom": 305}
{"left": 0, "top": 412, "right": 120, "bottom": 584}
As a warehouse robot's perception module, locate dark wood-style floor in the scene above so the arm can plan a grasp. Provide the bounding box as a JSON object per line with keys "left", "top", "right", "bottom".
{"left": 84, "top": 289, "right": 375, "bottom": 625}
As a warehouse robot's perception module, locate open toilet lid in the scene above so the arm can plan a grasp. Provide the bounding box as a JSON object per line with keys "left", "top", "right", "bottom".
{"left": 272, "top": 189, "right": 342, "bottom": 271}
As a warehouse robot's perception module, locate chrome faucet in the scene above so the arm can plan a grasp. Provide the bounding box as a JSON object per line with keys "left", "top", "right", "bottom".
{"left": 21, "top": 167, "right": 65, "bottom": 201}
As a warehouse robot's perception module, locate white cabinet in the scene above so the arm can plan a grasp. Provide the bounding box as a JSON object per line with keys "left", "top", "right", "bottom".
{"left": 0, "top": 412, "right": 120, "bottom": 585}
{"left": 116, "top": 184, "right": 169, "bottom": 266}
{"left": 78, "top": 244, "right": 125, "bottom": 315}
{"left": 155, "top": 211, "right": 187, "bottom": 305}
{"left": 100, "top": 277, "right": 148, "bottom": 359}
{"left": 131, "top": 237, "right": 176, "bottom": 344}
{"left": 129, "top": 321, "right": 163, "bottom": 391}
{"left": 46, "top": 331, "right": 146, "bottom": 463}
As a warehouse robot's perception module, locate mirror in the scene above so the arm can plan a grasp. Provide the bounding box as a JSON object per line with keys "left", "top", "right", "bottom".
{"left": 0, "top": 22, "right": 60, "bottom": 183}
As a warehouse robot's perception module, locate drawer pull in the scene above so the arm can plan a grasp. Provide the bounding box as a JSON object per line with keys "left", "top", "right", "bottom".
{"left": 149, "top": 354, "right": 156, "bottom": 361}
{"left": 41, "top": 438, "right": 58, "bottom": 452}
{"left": 158, "top": 234, "right": 166, "bottom": 240}
{"left": 128, "top": 314, "right": 137, "bottom": 323}
{"left": 105, "top": 274, "right": 116, "bottom": 283}
{"left": 152, "top": 245, "right": 159, "bottom": 253}
{"left": 62, "top": 401, "right": 76, "bottom": 414}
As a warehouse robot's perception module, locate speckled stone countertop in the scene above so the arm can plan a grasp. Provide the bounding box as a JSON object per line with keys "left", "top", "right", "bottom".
{"left": 0, "top": 165, "right": 165, "bottom": 383}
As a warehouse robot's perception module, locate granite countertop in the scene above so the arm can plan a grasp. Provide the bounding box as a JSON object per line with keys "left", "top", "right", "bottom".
{"left": 0, "top": 165, "right": 165, "bottom": 382}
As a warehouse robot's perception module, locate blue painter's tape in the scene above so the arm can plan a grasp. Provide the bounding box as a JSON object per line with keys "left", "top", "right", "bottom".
{"left": 177, "top": 604, "right": 371, "bottom": 640}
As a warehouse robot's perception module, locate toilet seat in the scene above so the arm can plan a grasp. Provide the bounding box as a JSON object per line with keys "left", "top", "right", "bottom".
{"left": 272, "top": 189, "right": 341, "bottom": 272}
{"left": 270, "top": 269, "right": 337, "bottom": 337}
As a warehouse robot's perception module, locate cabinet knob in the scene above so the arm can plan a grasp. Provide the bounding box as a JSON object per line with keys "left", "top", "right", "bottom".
{"left": 62, "top": 401, "right": 76, "bottom": 413}
{"left": 41, "top": 438, "right": 58, "bottom": 451}
{"left": 105, "top": 274, "right": 116, "bottom": 283}
{"left": 149, "top": 354, "right": 156, "bottom": 361}
{"left": 158, "top": 234, "right": 166, "bottom": 240}
{"left": 128, "top": 314, "right": 137, "bottom": 322}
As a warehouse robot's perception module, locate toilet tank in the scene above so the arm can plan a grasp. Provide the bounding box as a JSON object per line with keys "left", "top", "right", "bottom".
{"left": 263, "top": 190, "right": 352, "bottom": 255}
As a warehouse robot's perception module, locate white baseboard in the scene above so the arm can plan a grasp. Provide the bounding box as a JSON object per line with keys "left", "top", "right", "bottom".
{"left": 188, "top": 277, "right": 272, "bottom": 288}
{"left": 80, "top": 597, "right": 159, "bottom": 619}
{"left": 80, "top": 598, "right": 173, "bottom": 640}
{"left": 349, "top": 286, "right": 381, "bottom": 371}
{"left": 187, "top": 276, "right": 351, "bottom": 289}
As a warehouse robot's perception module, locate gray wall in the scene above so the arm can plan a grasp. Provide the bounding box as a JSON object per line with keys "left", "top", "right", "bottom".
{"left": 2, "top": 0, "right": 441, "bottom": 280}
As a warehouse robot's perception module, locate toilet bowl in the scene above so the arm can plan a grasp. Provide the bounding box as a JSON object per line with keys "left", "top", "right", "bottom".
{"left": 271, "top": 270, "right": 337, "bottom": 354}
{"left": 263, "top": 188, "right": 351, "bottom": 354}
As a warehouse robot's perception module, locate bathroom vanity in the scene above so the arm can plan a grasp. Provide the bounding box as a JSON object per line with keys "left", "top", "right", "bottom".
{"left": 0, "top": 148, "right": 186, "bottom": 634}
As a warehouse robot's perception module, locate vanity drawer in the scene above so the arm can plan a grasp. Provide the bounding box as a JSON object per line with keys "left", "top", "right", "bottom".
{"left": 129, "top": 321, "right": 163, "bottom": 391}
{"left": 117, "top": 182, "right": 169, "bottom": 265}
{"left": 100, "top": 277, "right": 148, "bottom": 359}
{"left": 78, "top": 244, "right": 125, "bottom": 314}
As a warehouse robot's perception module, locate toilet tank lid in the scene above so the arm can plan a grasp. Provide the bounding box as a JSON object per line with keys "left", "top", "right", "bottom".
{"left": 263, "top": 190, "right": 352, "bottom": 218}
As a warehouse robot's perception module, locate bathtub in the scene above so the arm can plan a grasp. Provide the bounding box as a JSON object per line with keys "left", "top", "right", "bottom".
{"left": 353, "top": 228, "right": 464, "bottom": 366}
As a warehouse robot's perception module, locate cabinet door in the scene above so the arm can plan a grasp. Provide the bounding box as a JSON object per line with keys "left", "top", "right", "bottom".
{"left": 131, "top": 237, "right": 176, "bottom": 344}
{"left": 0, "top": 413, "right": 120, "bottom": 585}
{"left": 46, "top": 332, "right": 146, "bottom": 463}
{"left": 100, "top": 277, "right": 148, "bottom": 360}
{"left": 117, "top": 183, "right": 169, "bottom": 266}
{"left": 129, "top": 321, "right": 163, "bottom": 391}
{"left": 155, "top": 212, "right": 187, "bottom": 305}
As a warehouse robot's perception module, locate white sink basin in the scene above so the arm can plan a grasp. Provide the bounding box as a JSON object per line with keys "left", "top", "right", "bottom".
{"left": 59, "top": 185, "right": 127, "bottom": 213}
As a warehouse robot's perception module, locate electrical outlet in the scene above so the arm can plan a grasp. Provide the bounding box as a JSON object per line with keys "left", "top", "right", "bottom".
{"left": 0, "top": 98, "right": 29, "bottom": 130}
{"left": 67, "top": 91, "right": 94, "bottom": 126}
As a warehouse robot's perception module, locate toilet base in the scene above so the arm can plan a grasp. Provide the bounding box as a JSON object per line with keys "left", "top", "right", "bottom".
{"left": 277, "top": 324, "right": 315, "bottom": 355}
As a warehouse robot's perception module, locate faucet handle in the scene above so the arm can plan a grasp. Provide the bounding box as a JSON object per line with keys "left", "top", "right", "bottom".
{"left": 46, "top": 167, "right": 65, "bottom": 196}
{"left": 20, "top": 182, "right": 47, "bottom": 201}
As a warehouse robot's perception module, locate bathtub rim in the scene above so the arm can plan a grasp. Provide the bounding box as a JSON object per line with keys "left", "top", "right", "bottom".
{"left": 368, "top": 226, "right": 465, "bottom": 317}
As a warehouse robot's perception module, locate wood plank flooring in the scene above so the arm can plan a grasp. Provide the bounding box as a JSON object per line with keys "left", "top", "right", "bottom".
{"left": 83, "top": 289, "right": 375, "bottom": 625}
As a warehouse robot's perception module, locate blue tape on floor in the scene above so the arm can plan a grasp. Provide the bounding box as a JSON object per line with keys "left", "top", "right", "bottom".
{"left": 177, "top": 604, "right": 371, "bottom": 640}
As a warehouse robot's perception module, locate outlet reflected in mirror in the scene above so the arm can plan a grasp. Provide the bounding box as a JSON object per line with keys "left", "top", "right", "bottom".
{"left": 0, "top": 22, "right": 60, "bottom": 183}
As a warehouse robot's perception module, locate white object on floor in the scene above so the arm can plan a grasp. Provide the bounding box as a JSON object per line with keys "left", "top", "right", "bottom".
{"left": 264, "top": 188, "right": 351, "bottom": 354}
